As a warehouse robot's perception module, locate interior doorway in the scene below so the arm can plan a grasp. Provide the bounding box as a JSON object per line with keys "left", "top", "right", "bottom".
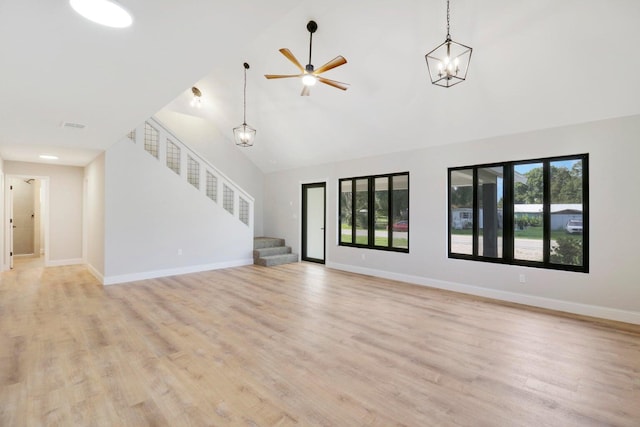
{"left": 5, "top": 176, "right": 48, "bottom": 270}
{"left": 301, "top": 182, "right": 326, "bottom": 264}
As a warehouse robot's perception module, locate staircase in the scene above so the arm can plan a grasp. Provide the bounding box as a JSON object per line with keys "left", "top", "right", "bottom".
{"left": 127, "top": 117, "right": 254, "bottom": 232}
{"left": 253, "top": 237, "right": 298, "bottom": 267}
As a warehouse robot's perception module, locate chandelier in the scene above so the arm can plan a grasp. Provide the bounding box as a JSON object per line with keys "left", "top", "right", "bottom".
{"left": 425, "top": 0, "right": 473, "bottom": 88}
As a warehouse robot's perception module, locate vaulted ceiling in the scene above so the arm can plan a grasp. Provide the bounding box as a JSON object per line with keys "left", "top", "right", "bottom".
{"left": 1, "top": 1, "right": 639, "bottom": 172}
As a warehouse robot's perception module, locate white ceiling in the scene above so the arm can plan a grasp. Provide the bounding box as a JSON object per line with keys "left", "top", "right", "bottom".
{"left": 1, "top": 1, "right": 639, "bottom": 172}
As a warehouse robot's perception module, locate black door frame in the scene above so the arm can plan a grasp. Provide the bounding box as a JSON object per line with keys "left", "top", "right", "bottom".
{"left": 301, "top": 182, "right": 326, "bottom": 264}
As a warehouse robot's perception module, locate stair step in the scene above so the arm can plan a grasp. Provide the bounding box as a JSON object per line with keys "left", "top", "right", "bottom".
{"left": 253, "top": 237, "right": 297, "bottom": 267}
{"left": 254, "top": 237, "right": 285, "bottom": 250}
{"left": 254, "top": 253, "right": 299, "bottom": 267}
{"left": 253, "top": 246, "right": 292, "bottom": 259}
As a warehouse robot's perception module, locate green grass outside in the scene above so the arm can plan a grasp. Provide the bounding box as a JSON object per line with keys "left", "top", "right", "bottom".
{"left": 355, "top": 236, "right": 408, "bottom": 247}
{"left": 452, "top": 226, "right": 582, "bottom": 242}
{"left": 340, "top": 234, "right": 407, "bottom": 248}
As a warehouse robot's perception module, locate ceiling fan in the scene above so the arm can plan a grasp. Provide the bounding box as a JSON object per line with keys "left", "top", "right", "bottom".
{"left": 265, "top": 20, "right": 349, "bottom": 96}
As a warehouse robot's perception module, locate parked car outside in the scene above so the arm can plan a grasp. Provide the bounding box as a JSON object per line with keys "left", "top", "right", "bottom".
{"left": 392, "top": 220, "right": 409, "bottom": 232}
{"left": 565, "top": 219, "right": 583, "bottom": 234}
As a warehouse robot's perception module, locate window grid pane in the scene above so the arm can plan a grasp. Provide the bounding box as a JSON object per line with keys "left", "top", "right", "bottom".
{"left": 223, "top": 184, "right": 234, "bottom": 214}
{"left": 355, "top": 178, "right": 369, "bottom": 245}
{"left": 391, "top": 174, "right": 409, "bottom": 249}
{"left": 127, "top": 129, "right": 136, "bottom": 142}
{"left": 239, "top": 197, "right": 250, "bottom": 226}
{"left": 450, "top": 169, "right": 474, "bottom": 256}
{"left": 166, "top": 139, "right": 181, "bottom": 175}
{"left": 144, "top": 122, "right": 159, "bottom": 158}
{"left": 374, "top": 177, "right": 389, "bottom": 247}
{"left": 340, "top": 180, "right": 353, "bottom": 244}
{"left": 206, "top": 171, "right": 217, "bottom": 202}
{"left": 477, "top": 167, "right": 503, "bottom": 258}
{"left": 550, "top": 159, "right": 584, "bottom": 267}
{"left": 187, "top": 156, "right": 199, "bottom": 189}
{"left": 514, "top": 162, "right": 543, "bottom": 262}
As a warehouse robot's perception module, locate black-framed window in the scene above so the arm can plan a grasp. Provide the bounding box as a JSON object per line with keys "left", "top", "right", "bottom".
{"left": 339, "top": 172, "right": 409, "bottom": 252}
{"left": 448, "top": 154, "right": 588, "bottom": 272}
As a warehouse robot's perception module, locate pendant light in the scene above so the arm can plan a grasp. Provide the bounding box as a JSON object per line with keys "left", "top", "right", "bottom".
{"left": 425, "top": 0, "right": 472, "bottom": 88}
{"left": 233, "top": 63, "right": 256, "bottom": 147}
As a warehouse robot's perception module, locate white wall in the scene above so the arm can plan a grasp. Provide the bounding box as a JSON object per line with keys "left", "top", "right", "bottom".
{"left": 154, "top": 110, "right": 265, "bottom": 237}
{"left": 4, "top": 161, "right": 84, "bottom": 265}
{"left": 264, "top": 115, "right": 640, "bottom": 324}
{"left": 0, "top": 156, "right": 4, "bottom": 267}
{"left": 84, "top": 153, "right": 105, "bottom": 278}
{"left": 103, "top": 136, "right": 254, "bottom": 284}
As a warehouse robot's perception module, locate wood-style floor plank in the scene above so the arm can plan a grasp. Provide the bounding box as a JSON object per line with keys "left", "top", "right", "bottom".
{"left": 1, "top": 261, "right": 639, "bottom": 426}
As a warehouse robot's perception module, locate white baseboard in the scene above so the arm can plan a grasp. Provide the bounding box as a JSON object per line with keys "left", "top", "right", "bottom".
{"left": 46, "top": 258, "right": 84, "bottom": 267}
{"left": 102, "top": 258, "right": 254, "bottom": 286}
{"left": 326, "top": 262, "right": 640, "bottom": 325}
{"left": 86, "top": 263, "right": 105, "bottom": 284}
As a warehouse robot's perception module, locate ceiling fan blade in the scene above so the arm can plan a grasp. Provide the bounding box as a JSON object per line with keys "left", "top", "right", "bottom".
{"left": 314, "top": 56, "right": 347, "bottom": 74}
{"left": 301, "top": 85, "right": 311, "bottom": 96}
{"left": 317, "top": 76, "right": 350, "bottom": 91}
{"left": 264, "top": 74, "right": 303, "bottom": 79}
{"left": 279, "top": 48, "right": 305, "bottom": 72}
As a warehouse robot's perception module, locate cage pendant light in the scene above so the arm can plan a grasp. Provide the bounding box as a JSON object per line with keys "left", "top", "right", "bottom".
{"left": 233, "top": 63, "right": 256, "bottom": 147}
{"left": 425, "top": 0, "right": 472, "bottom": 87}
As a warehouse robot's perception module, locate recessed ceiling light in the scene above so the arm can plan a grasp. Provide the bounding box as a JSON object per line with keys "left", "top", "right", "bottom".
{"left": 39, "top": 155, "right": 59, "bottom": 160}
{"left": 69, "top": 0, "right": 133, "bottom": 28}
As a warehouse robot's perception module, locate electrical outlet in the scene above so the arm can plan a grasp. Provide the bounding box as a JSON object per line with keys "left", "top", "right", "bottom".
{"left": 519, "top": 274, "right": 526, "bottom": 284}
{"left": 178, "top": 248, "right": 183, "bottom": 256}
{"left": 361, "top": 253, "right": 366, "bottom": 260}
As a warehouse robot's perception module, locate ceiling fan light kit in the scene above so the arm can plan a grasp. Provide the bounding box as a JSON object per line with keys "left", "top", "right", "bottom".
{"left": 233, "top": 63, "right": 256, "bottom": 147}
{"left": 265, "top": 20, "right": 349, "bottom": 96}
{"left": 425, "top": 0, "right": 472, "bottom": 87}
{"left": 302, "top": 74, "right": 317, "bottom": 87}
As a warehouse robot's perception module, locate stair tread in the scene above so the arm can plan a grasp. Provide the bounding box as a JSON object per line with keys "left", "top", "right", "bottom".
{"left": 253, "top": 237, "right": 286, "bottom": 250}
{"left": 259, "top": 253, "right": 298, "bottom": 259}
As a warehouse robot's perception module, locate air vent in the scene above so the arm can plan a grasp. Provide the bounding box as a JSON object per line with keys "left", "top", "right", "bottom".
{"left": 61, "top": 121, "right": 86, "bottom": 129}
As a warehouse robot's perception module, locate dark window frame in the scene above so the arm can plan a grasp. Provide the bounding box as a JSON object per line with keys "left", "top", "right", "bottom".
{"left": 339, "top": 172, "right": 409, "bottom": 253}
{"left": 448, "top": 154, "right": 589, "bottom": 273}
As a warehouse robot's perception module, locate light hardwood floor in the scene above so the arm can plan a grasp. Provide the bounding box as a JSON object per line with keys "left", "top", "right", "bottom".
{"left": 1, "top": 262, "right": 639, "bottom": 426}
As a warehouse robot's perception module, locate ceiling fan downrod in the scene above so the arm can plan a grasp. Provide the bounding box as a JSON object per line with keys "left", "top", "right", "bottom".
{"left": 306, "top": 20, "right": 317, "bottom": 72}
